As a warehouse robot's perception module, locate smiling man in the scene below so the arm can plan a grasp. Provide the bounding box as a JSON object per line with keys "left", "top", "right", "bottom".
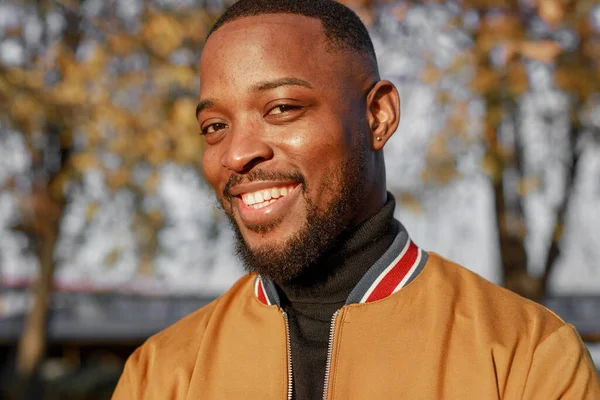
{"left": 112, "top": 1, "right": 600, "bottom": 399}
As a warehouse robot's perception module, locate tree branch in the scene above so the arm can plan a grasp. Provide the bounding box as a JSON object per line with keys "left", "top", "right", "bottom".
{"left": 541, "top": 122, "right": 581, "bottom": 293}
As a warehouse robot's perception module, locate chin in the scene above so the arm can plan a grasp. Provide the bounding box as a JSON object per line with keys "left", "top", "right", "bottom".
{"left": 242, "top": 223, "right": 300, "bottom": 250}
{"left": 237, "top": 203, "right": 305, "bottom": 238}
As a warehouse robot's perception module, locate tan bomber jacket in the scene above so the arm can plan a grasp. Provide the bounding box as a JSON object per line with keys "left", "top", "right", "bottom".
{"left": 112, "top": 231, "right": 600, "bottom": 399}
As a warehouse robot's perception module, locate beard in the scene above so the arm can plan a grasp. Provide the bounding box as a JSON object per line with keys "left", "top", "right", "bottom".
{"left": 221, "top": 148, "right": 367, "bottom": 284}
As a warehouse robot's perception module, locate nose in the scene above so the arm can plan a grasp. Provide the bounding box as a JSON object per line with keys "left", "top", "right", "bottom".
{"left": 220, "top": 125, "right": 274, "bottom": 173}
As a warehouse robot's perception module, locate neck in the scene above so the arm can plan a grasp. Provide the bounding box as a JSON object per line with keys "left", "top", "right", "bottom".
{"left": 276, "top": 194, "right": 398, "bottom": 305}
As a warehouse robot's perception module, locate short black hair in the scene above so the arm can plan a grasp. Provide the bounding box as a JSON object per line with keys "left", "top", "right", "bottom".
{"left": 208, "top": 0, "right": 378, "bottom": 69}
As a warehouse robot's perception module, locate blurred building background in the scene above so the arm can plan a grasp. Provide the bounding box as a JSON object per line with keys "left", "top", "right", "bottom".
{"left": 0, "top": 0, "right": 599, "bottom": 398}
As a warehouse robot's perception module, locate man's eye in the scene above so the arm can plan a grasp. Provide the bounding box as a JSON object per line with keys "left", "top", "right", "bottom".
{"left": 201, "top": 123, "right": 227, "bottom": 135}
{"left": 268, "top": 105, "right": 301, "bottom": 115}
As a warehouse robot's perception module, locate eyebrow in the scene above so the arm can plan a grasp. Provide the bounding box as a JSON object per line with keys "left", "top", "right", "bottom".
{"left": 195, "top": 77, "right": 313, "bottom": 118}
{"left": 249, "top": 77, "right": 313, "bottom": 92}
{"left": 196, "top": 99, "right": 215, "bottom": 117}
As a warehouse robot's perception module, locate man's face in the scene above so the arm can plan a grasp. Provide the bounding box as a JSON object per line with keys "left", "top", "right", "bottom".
{"left": 198, "top": 14, "right": 376, "bottom": 281}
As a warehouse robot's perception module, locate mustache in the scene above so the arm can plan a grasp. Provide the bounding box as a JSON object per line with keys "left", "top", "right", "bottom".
{"left": 223, "top": 169, "right": 306, "bottom": 200}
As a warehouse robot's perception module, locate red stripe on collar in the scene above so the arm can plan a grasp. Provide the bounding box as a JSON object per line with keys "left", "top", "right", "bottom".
{"left": 362, "top": 240, "right": 421, "bottom": 303}
{"left": 255, "top": 276, "right": 270, "bottom": 305}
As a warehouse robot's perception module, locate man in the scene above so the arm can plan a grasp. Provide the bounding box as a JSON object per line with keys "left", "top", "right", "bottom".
{"left": 113, "top": 0, "right": 600, "bottom": 398}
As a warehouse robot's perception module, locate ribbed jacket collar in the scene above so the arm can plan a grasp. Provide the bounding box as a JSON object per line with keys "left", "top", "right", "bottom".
{"left": 254, "top": 221, "right": 428, "bottom": 307}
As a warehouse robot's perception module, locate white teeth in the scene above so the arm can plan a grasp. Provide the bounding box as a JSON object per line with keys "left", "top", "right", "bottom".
{"left": 241, "top": 185, "right": 297, "bottom": 206}
{"left": 251, "top": 199, "right": 276, "bottom": 209}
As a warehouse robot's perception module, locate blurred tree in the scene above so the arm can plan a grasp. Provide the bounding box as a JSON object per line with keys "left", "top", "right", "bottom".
{"left": 443, "top": 0, "right": 599, "bottom": 300}
{"left": 340, "top": 0, "right": 599, "bottom": 300}
{"left": 0, "top": 0, "right": 215, "bottom": 394}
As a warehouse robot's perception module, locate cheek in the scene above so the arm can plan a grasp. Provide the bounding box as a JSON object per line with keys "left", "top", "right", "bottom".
{"left": 297, "top": 139, "right": 349, "bottom": 200}
{"left": 201, "top": 146, "right": 222, "bottom": 192}
{"left": 283, "top": 114, "right": 349, "bottom": 161}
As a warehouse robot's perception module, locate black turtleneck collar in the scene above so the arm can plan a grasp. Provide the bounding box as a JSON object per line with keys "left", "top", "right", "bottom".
{"left": 276, "top": 193, "right": 399, "bottom": 318}
{"left": 273, "top": 194, "right": 400, "bottom": 400}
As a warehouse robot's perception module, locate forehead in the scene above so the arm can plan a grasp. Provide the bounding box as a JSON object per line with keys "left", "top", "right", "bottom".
{"left": 200, "top": 14, "right": 344, "bottom": 95}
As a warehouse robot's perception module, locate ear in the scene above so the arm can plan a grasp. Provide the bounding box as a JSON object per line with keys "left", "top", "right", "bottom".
{"left": 366, "top": 80, "right": 401, "bottom": 151}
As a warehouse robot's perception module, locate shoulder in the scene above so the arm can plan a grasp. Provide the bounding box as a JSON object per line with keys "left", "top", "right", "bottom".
{"left": 112, "top": 274, "right": 257, "bottom": 399}
{"left": 422, "top": 253, "right": 566, "bottom": 340}
{"left": 141, "top": 273, "right": 256, "bottom": 356}
{"left": 415, "top": 254, "right": 600, "bottom": 396}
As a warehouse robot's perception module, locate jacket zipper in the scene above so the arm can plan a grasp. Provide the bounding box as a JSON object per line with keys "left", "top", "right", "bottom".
{"left": 282, "top": 312, "right": 293, "bottom": 400}
{"left": 322, "top": 310, "right": 339, "bottom": 400}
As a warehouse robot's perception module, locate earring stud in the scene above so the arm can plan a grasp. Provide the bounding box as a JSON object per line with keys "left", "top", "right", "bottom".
{"left": 376, "top": 137, "right": 383, "bottom": 142}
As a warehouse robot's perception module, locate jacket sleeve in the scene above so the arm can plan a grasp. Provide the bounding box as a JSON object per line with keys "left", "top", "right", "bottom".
{"left": 522, "top": 324, "right": 600, "bottom": 399}
{"left": 112, "top": 347, "right": 143, "bottom": 400}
